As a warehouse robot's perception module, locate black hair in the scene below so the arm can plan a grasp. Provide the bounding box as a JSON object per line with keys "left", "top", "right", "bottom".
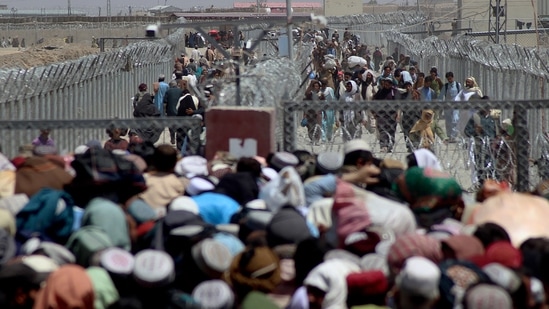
{"left": 152, "top": 144, "right": 178, "bottom": 172}
{"left": 294, "top": 237, "right": 333, "bottom": 286}
{"left": 406, "top": 152, "right": 418, "bottom": 169}
{"left": 343, "top": 150, "right": 374, "bottom": 166}
{"left": 236, "top": 157, "right": 262, "bottom": 178}
{"left": 445, "top": 72, "right": 454, "bottom": 78}
{"left": 473, "top": 222, "right": 511, "bottom": 248}
{"left": 424, "top": 76, "right": 434, "bottom": 83}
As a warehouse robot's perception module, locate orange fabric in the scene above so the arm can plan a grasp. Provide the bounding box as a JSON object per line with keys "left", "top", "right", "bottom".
{"left": 15, "top": 156, "right": 73, "bottom": 198}
{"left": 33, "top": 265, "right": 94, "bottom": 309}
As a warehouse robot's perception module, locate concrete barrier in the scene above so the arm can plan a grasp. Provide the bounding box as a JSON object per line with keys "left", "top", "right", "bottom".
{"left": 206, "top": 106, "right": 276, "bottom": 160}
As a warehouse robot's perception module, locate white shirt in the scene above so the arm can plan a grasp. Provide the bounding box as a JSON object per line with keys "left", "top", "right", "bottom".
{"left": 191, "top": 49, "right": 200, "bottom": 61}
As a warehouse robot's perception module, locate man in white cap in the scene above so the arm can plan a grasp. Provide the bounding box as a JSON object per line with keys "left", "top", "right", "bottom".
{"left": 342, "top": 139, "right": 374, "bottom": 170}
{"left": 394, "top": 256, "right": 441, "bottom": 309}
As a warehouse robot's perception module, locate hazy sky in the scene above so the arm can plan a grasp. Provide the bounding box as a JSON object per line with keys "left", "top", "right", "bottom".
{"left": 2, "top": 0, "right": 405, "bottom": 14}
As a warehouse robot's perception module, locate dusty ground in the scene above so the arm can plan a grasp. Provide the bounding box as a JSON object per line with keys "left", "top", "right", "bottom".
{"left": 0, "top": 38, "right": 99, "bottom": 69}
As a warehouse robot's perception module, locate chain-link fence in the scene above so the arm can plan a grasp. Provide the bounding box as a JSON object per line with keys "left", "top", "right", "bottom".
{"left": 384, "top": 32, "right": 549, "bottom": 100}
{"left": 281, "top": 99, "right": 547, "bottom": 192}
{"left": 0, "top": 29, "right": 186, "bottom": 154}
{"left": 328, "top": 12, "right": 428, "bottom": 49}
{"left": 0, "top": 117, "right": 202, "bottom": 159}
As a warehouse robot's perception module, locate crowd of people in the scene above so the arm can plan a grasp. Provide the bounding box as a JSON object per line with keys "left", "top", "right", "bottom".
{"left": 1, "top": 130, "right": 549, "bottom": 309}
{"left": 128, "top": 47, "right": 234, "bottom": 156}
{"left": 301, "top": 28, "right": 517, "bottom": 185}
{"left": 0, "top": 27, "right": 543, "bottom": 309}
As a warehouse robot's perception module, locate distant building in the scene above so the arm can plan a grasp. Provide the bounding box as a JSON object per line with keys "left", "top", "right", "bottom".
{"left": 233, "top": 2, "right": 322, "bottom": 13}
{"left": 148, "top": 5, "right": 183, "bottom": 16}
{"left": 0, "top": 8, "right": 87, "bottom": 17}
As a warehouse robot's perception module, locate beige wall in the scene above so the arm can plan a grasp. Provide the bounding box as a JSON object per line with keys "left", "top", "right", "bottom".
{"left": 362, "top": 5, "right": 400, "bottom": 14}
{"left": 324, "top": 0, "right": 362, "bottom": 17}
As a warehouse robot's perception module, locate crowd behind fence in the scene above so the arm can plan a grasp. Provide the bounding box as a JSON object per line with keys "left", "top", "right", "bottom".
{"left": 1, "top": 12, "right": 549, "bottom": 193}
{"left": 381, "top": 31, "right": 549, "bottom": 160}
{"left": 282, "top": 100, "right": 543, "bottom": 192}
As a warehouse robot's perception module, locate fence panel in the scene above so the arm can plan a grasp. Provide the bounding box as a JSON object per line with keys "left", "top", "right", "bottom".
{"left": 282, "top": 99, "right": 543, "bottom": 192}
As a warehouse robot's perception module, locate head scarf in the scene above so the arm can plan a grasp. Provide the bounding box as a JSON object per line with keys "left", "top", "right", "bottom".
{"left": 462, "top": 76, "right": 483, "bottom": 97}
{"left": 362, "top": 69, "right": 377, "bottom": 83}
{"left": 344, "top": 80, "right": 358, "bottom": 101}
{"left": 412, "top": 149, "right": 443, "bottom": 170}
{"left": 259, "top": 167, "right": 306, "bottom": 212}
{"left": 33, "top": 264, "right": 95, "bottom": 309}
{"left": 465, "top": 77, "right": 480, "bottom": 89}
{"left": 387, "top": 233, "right": 442, "bottom": 275}
{"left": 410, "top": 110, "right": 435, "bottom": 149}
{"left": 393, "top": 167, "right": 464, "bottom": 229}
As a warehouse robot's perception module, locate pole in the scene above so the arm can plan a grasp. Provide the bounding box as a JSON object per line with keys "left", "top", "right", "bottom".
{"left": 495, "top": 0, "right": 500, "bottom": 43}
{"left": 286, "top": 0, "right": 293, "bottom": 60}
{"left": 457, "top": 0, "right": 462, "bottom": 31}
{"left": 233, "top": 25, "right": 241, "bottom": 106}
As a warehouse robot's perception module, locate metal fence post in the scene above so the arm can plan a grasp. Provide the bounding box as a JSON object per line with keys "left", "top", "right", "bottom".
{"left": 282, "top": 102, "right": 296, "bottom": 153}
{"left": 515, "top": 103, "right": 530, "bottom": 191}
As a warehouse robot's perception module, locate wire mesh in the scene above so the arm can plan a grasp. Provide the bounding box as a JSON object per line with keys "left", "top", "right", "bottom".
{"left": 0, "top": 117, "right": 202, "bottom": 159}
{"left": 282, "top": 99, "right": 542, "bottom": 192}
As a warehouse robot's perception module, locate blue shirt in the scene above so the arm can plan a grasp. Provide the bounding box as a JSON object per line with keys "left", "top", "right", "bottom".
{"left": 192, "top": 192, "right": 240, "bottom": 225}
{"left": 154, "top": 81, "right": 169, "bottom": 115}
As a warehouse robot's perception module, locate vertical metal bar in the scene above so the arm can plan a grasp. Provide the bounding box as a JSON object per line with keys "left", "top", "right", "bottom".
{"left": 515, "top": 102, "right": 529, "bottom": 192}
{"left": 286, "top": 0, "right": 293, "bottom": 60}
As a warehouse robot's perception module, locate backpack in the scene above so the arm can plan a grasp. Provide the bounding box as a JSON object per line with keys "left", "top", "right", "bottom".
{"left": 444, "top": 82, "right": 460, "bottom": 97}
